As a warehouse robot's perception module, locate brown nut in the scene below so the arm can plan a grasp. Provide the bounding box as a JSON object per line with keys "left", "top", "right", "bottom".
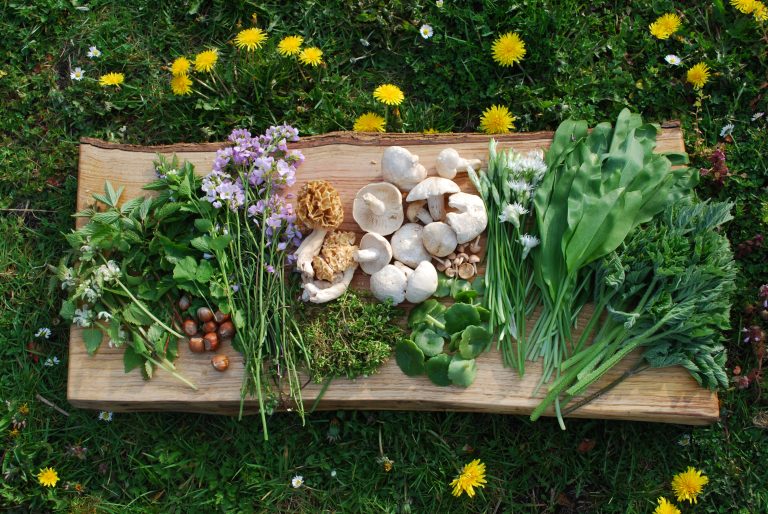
{"left": 217, "top": 320, "right": 235, "bottom": 340}
{"left": 188, "top": 336, "right": 205, "bottom": 353}
{"left": 202, "top": 321, "right": 218, "bottom": 333}
{"left": 197, "top": 307, "right": 214, "bottom": 323}
{"left": 760, "top": 310, "right": 768, "bottom": 322}
{"left": 182, "top": 319, "right": 198, "bottom": 337}
{"left": 214, "top": 310, "right": 230, "bottom": 323}
{"left": 211, "top": 354, "right": 229, "bottom": 372}
{"left": 178, "top": 295, "right": 191, "bottom": 311}
{"left": 203, "top": 332, "right": 219, "bottom": 351}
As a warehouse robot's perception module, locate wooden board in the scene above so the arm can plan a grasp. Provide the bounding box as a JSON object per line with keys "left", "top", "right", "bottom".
{"left": 68, "top": 127, "right": 720, "bottom": 425}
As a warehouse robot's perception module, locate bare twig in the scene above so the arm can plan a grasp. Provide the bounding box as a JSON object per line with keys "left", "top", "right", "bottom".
{"left": 35, "top": 393, "right": 70, "bottom": 417}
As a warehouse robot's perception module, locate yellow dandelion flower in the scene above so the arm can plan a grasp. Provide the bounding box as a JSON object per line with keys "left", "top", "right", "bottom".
{"left": 753, "top": 1, "right": 768, "bottom": 20}
{"left": 99, "top": 72, "right": 124, "bottom": 87}
{"left": 731, "top": 0, "right": 758, "bottom": 13}
{"left": 171, "top": 74, "right": 192, "bottom": 96}
{"left": 373, "top": 84, "right": 404, "bottom": 106}
{"left": 653, "top": 497, "right": 681, "bottom": 514}
{"left": 299, "top": 46, "right": 323, "bottom": 66}
{"left": 170, "top": 57, "right": 190, "bottom": 76}
{"left": 37, "top": 467, "right": 59, "bottom": 488}
{"left": 194, "top": 49, "right": 218, "bottom": 73}
{"left": 479, "top": 105, "right": 515, "bottom": 134}
{"left": 9, "top": 428, "right": 20, "bottom": 438}
{"left": 423, "top": 128, "right": 440, "bottom": 134}
{"left": 450, "top": 459, "right": 487, "bottom": 498}
{"left": 491, "top": 32, "right": 526, "bottom": 67}
{"left": 277, "top": 35, "right": 304, "bottom": 56}
{"left": 18, "top": 403, "right": 29, "bottom": 415}
{"left": 353, "top": 112, "right": 386, "bottom": 132}
{"left": 686, "top": 62, "right": 710, "bottom": 89}
{"left": 649, "top": 13, "right": 682, "bottom": 40}
{"left": 234, "top": 27, "right": 267, "bottom": 51}
{"left": 671, "top": 467, "right": 709, "bottom": 504}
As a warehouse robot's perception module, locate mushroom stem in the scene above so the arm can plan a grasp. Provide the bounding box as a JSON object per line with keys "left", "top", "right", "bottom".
{"left": 416, "top": 209, "right": 433, "bottom": 225}
{"left": 355, "top": 248, "right": 379, "bottom": 262}
{"left": 303, "top": 264, "right": 358, "bottom": 304}
{"left": 363, "top": 193, "right": 387, "bottom": 216}
{"left": 295, "top": 228, "right": 328, "bottom": 277}
{"left": 427, "top": 195, "right": 445, "bottom": 221}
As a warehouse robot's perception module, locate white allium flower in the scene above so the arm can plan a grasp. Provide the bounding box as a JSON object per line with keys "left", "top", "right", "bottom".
{"left": 87, "top": 46, "right": 101, "bottom": 58}
{"left": 70, "top": 67, "right": 85, "bottom": 81}
{"left": 509, "top": 179, "right": 531, "bottom": 195}
{"left": 520, "top": 234, "right": 541, "bottom": 259}
{"left": 719, "top": 123, "right": 735, "bottom": 138}
{"left": 499, "top": 202, "right": 528, "bottom": 229}
{"left": 330, "top": 470, "right": 337, "bottom": 478}
{"left": 664, "top": 54, "right": 681, "bottom": 66}
{"left": 291, "top": 475, "right": 304, "bottom": 488}
{"left": 35, "top": 328, "right": 52, "bottom": 339}
{"left": 420, "top": 24, "right": 434, "bottom": 39}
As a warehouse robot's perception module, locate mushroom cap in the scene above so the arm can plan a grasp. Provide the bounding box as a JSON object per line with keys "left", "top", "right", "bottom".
{"left": 370, "top": 264, "right": 408, "bottom": 305}
{"left": 391, "top": 223, "right": 432, "bottom": 268}
{"left": 405, "top": 177, "right": 461, "bottom": 203}
{"left": 296, "top": 180, "right": 344, "bottom": 230}
{"left": 445, "top": 192, "right": 488, "bottom": 244}
{"left": 355, "top": 232, "right": 393, "bottom": 275}
{"left": 352, "top": 182, "right": 404, "bottom": 236}
{"left": 436, "top": 148, "right": 482, "bottom": 179}
{"left": 405, "top": 261, "right": 439, "bottom": 303}
{"left": 381, "top": 146, "right": 427, "bottom": 191}
{"left": 422, "top": 221, "right": 458, "bottom": 258}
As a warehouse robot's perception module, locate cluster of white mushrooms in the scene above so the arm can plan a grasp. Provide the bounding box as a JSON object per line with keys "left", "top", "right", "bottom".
{"left": 352, "top": 146, "right": 488, "bottom": 306}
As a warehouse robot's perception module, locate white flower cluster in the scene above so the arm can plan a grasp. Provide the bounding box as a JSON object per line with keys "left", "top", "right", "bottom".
{"left": 95, "top": 260, "right": 120, "bottom": 284}
{"left": 73, "top": 305, "right": 93, "bottom": 327}
{"left": 60, "top": 267, "right": 76, "bottom": 290}
{"left": 499, "top": 202, "right": 528, "bottom": 228}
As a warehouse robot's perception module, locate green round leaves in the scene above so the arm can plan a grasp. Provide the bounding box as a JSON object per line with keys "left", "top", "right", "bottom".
{"left": 395, "top": 339, "right": 425, "bottom": 376}
{"left": 425, "top": 354, "right": 452, "bottom": 386}
{"left": 448, "top": 356, "right": 478, "bottom": 387}
{"left": 413, "top": 328, "right": 445, "bottom": 357}
{"left": 459, "top": 325, "right": 492, "bottom": 359}
{"left": 444, "top": 303, "right": 481, "bottom": 335}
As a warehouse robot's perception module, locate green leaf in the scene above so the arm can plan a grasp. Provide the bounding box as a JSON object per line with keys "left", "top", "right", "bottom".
{"left": 459, "top": 325, "right": 492, "bottom": 359}
{"left": 91, "top": 211, "right": 120, "bottom": 225}
{"left": 123, "top": 344, "right": 145, "bottom": 373}
{"left": 194, "top": 219, "right": 213, "bottom": 232}
{"left": 173, "top": 256, "right": 198, "bottom": 282}
{"left": 82, "top": 328, "right": 103, "bottom": 355}
{"left": 448, "top": 356, "right": 478, "bottom": 387}
{"left": 407, "top": 299, "right": 446, "bottom": 329}
{"left": 59, "top": 300, "right": 75, "bottom": 321}
{"left": 454, "top": 290, "right": 478, "bottom": 304}
{"left": 123, "top": 303, "right": 153, "bottom": 326}
{"left": 471, "top": 277, "right": 486, "bottom": 296}
{"left": 444, "top": 303, "right": 481, "bottom": 335}
{"left": 435, "top": 274, "right": 453, "bottom": 297}
{"left": 139, "top": 197, "right": 153, "bottom": 221}
{"left": 178, "top": 175, "right": 192, "bottom": 198}
{"left": 105, "top": 181, "right": 124, "bottom": 207}
{"left": 412, "top": 328, "right": 445, "bottom": 357}
{"left": 395, "top": 340, "right": 426, "bottom": 376}
{"left": 120, "top": 197, "right": 143, "bottom": 215}
{"left": 425, "top": 354, "right": 452, "bottom": 386}
{"left": 209, "top": 234, "right": 232, "bottom": 252}
{"left": 190, "top": 236, "right": 210, "bottom": 252}
{"left": 196, "top": 259, "right": 214, "bottom": 282}
{"left": 144, "top": 360, "right": 154, "bottom": 379}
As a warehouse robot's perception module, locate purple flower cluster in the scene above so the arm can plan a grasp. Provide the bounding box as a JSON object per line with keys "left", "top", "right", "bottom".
{"left": 202, "top": 126, "right": 305, "bottom": 257}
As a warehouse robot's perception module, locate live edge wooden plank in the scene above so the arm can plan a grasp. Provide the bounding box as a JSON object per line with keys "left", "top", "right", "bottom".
{"left": 68, "top": 127, "right": 720, "bottom": 425}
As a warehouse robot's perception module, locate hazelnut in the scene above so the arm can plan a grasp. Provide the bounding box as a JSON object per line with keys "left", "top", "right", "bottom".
{"left": 761, "top": 310, "right": 768, "bottom": 322}
{"left": 203, "top": 332, "right": 219, "bottom": 351}
{"left": 188, "top": 336, "right": 205, "bottom": 353}
{"left": 211, "top": 354, "right": 229, "bottom": 372}
{"left": 178, "top": 295, "right": 191, "bottom": 311}
{"left": 214, "top": 310, "right": 230, "bottom": 323}
{"left": 217, "top": 320, "right": 235, "bottom": 340}
{"left": 197, "top": 307, "right": 214, "bottom": 323}
{"left": 182, "top": 319, "right": 198, "bottom": 337}
{"left": 202, "top": 321, "right": 218, "bottom": 333}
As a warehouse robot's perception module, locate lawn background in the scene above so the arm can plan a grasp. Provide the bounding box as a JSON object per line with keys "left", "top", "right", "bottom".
{"left": 1, "top": 0, "right": 767, "bottom": 512}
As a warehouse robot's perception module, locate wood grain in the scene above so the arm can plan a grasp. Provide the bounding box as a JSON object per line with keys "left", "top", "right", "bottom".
{"left": 68, "top": 128, "right": 719, "bottom": 425}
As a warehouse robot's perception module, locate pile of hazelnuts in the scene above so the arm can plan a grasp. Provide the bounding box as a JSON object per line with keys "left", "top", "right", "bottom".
{"left": 179, "top": 296, "right": 234, "bottom": 372}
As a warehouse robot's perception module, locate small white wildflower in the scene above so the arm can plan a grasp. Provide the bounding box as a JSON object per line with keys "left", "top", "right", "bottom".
{"left": 499, "top": 202, "right": 528, "bottom": 229}
{"left": 330, "top": 469, "right": 337, "bottom": 478}
{"left": 82, "top": 286, "right": 100, "bottom": 303}
{"left": 70, "top": 67, "right": 85, "bottom": 81}
{"left": 87, "top": 46, "right": 101, "bottom": 58}
{"left": 203, "top": 253, "right": 213, "bottom": 260}
{"left": 73, "top": 305, "right": 93, "bottom": 328}
{"left": 97, "top": 311, "right": 112, "bottom": 321}
{"left": 720, "top": 123, "right": 735, "bottom": 138}
{"left": 108, "top": 327, "right": 127, "bottom": 348}
{"left": 420, "top": 24, "right": 434, "bottom": 39}
{"left": 44, "top": 357, "right": 60, "bottom": 367}
{"left": 61, "top": 268, "right": 76, "bottom": 290}
{"left": 436, "top": 0, "right": 444, "bottom": 6}
{"left": 520, "top": 234, "right": 541, "bottom": 259}
{"left": 752, "top": 112, "right": 764, "bottom": 121}
{"left": 509, "top": 179, "right": 531, "bottom": 195}
{"left": 291, "top": 475, "right": 304, "bottom": 488}
{"left": 79, "top": 244, "right": 94, "bottom": 261}
{"left": 35, "top": 328, "right": 52, "bottom": 339}
{"left": 98, "top": 411, "right": 113, "bottom": 422}
{"left": 677, "top": 434, "right": 691, "bottom": 447}
{"left": 664, "top": 54, "right": 681, "bottom": 66}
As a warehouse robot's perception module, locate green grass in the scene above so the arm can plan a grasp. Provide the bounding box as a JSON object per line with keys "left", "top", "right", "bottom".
{"left": 2, "top": 0, "right": 768, "bottom": 511}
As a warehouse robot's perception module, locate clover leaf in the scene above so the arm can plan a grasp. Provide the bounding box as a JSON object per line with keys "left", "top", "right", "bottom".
{"left": 395, "top": 339, "right": 425, "bottom": 376}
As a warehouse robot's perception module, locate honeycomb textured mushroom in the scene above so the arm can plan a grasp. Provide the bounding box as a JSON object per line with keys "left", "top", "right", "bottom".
{"left": 422, "top": 222, "right": 458, "bottom": 258}
{"left": 354, "top": 233, "right": 393, "bottom": 275}
{"left": 352, "top": 182, "right": 404, "bottom": 236}
{"left": 435, "top": 148, "right": 482, "bottom": 180}
{"left": 405, "top": 177, "right": 460, "bottom": 221}
{"left": 391, "top": 223, "right": 431, "bottom": 268}
{"left": 405, "top": 261, "right": 439, "bottom": 303}
{"left": 370, "top": 264, "right": 408, "bottom": 305}
{"left": 445, "top": 192, "right": 488, "bottom": 244}
{"left": 294, "top": 180, "right": 344, "bottom": 277}
{"left": 381, "top": 146, "right": 427, "bottom": 191}
{"left": 312, "top": 231, "right": 357, "bottom": 282}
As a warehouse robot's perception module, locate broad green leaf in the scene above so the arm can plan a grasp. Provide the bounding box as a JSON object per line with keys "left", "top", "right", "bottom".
{"left": 123, "top": 302, "right": 153, "bottom": 326}
{"left": 194, "top": 218, "right": 213, "bottom": 232}
{"left": 139, "top": 197, "right": 153, "bottom": 221}
{"left": 453, "top": 289, "right": 477, "bottom": 304}
{"left": 120, "top": 196, "right": 143, "bottom": 215}
{"left": 59, "top": 300, "right": 75, "bottom": 321}
{"left": 144, "top": 360, "right": 154, "bottom": 379}
{"left": 82, "top": 328, "right": 103, "bottom": 355}
{"left": 91, "top": 211, "right": 120, "bottom": 225}
{"left": 209, "top": 234, "right": 232, "bottom": 252}
{"left": 425, "top": 354, "right": 452, "bottom": 386}
{"left": 444, "top": 303, "right": 481, "bottom": 335}
{"left": 123, "top": 344, "right": 145, "bottom": 373}
{"left": 412, "top": 328, "right": 445, "bottom": 357}
{"left": 448, "top": 356, "right": 478, "bottom": 387}
{"left": 407, "top": 299, "right": 446, "bottom": 329}
{"left": 395, "top": 340, "right": 425, "bottom": 376}
{"left": 190, "top": 236, "right": 210, "bottom": 252}
{"left": 459, "top": 325, "right": 492, "bottom": 359}
{"left": 173, "top": 256, "right": 198, "bottom": 282}
{"left": 195, "top": 259, "right": 214, "bottom": 282}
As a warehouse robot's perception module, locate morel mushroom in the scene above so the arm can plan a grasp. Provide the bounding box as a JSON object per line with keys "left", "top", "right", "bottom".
{"left": 352, "top": 182, "right": 404, "bottom": 236}
{"left": 294, "top": 180, "right": 344, "bottom": 278}
{"left": 435, "top": 148, "right": 482, "bottom": 180}
{"left": 312, "top": 230, "right": 357, "bottom": 282}
{"left": 381, "top": 146, "right": 427, "bottom": 191}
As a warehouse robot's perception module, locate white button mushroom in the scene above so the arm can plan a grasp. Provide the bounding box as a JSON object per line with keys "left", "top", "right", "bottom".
{"left": 370, "top": 264, "right": 408, "bottom": 305}
{"left": 435, "top": 148, "right": 482, "bottom": 180}
{"left": 406, "top": 199, "right": 434, "bottom": 225}
{"left": 354, "top": 233, "right": 393, "bottom": 275}
{"left": 405, "top": 177, "right": 461, "bottom": 221}
{"left": 381, "top": 146, "right": 427, "bottom": 191}
{"left": 422, "top": 221, "right": 458, "bottom": 258}
{"left": 405, "top": 261, "right": 439, "bottom": 303}
{"left": 302, "top": 263, "right": 358, "bottom": 304}
{"left": 445, "top": 192, "right": 488, "bottom": 244}
{"left": 390, "top": 223, "right": 431, "bottom": 268}
{"left": 393, "top": 260, "right": 413, "bottom": 278}
{"left": 352, "top": 182, "right": 404, "bottom": 236}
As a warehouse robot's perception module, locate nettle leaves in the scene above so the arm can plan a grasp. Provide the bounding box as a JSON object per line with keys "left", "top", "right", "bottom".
{"left": 395, "top": 278, "right": 490, "bottom": 388}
